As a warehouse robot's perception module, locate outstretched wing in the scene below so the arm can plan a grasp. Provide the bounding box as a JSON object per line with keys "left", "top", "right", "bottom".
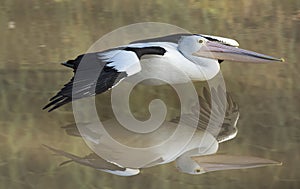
{"left": 171, "top": 86, "right": 239, "bottom": 143}
{"left": 43, "top": 144, "right": 120, "bottom": 170}
{"left": 198, "top": 86, "right": 239, "bottom": 142}
{"left": 43, "top": 46, "right": 166, "bottom": 112}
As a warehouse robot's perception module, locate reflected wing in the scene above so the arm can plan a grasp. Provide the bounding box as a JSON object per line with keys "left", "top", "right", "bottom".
{"left": 192, "top": 154, "right": 281, "bottom": 173}
{"left": 43, "top": 46, "right": 166, "bottom": 112}
{"left": 43, "top": 144, "right": 123, "bottom": 170}
{"left": 172, "top": 86, "right": 239, "bottom": 143}
{"left": 198, "top": 86, "right": 239, "bottom": 142}
{"left": 43, "top": 144, "right": 140, "bottom": 176}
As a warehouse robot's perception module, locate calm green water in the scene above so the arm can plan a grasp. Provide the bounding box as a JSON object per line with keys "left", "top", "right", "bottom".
{"left": 0, "top": 0, "right": 299, "bottom": 188}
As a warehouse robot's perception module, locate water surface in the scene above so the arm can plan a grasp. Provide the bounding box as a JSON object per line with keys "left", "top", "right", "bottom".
{"left": 0, "top": 0, "right": 299, "bottom": 188}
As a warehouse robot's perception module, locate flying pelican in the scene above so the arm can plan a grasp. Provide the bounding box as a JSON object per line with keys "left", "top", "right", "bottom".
{"left": 44, "top": 87, "right": 281, "bottom": 176}
{"left": 43, "top": 33, "right": 284, "bottom": 111}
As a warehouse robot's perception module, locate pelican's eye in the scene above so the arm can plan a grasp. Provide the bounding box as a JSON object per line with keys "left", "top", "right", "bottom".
{"left": 195, "top": 168, "right": 201, "bottom": 173}
{"left": 198, "top": 39, "right": 204, "bottom": 43}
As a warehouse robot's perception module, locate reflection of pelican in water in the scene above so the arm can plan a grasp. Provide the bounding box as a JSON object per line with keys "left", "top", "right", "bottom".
{"left": 44, "top": 87, "right": 281, "bottom": 176}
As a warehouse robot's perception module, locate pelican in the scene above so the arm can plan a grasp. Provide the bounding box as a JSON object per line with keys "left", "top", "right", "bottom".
{"left": 44, "top": 87, "right": 281, "bottom": 176}
{"left": 43, "top": 33, "right": 284, "bottom": 111}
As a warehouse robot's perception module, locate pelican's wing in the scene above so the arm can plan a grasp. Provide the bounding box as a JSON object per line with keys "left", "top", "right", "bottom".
{"left": 43, "top": 144, "right": 140, "bottom": 176}
{"left": 192, "top": 154, "right": 281, "bottom": 173}
{"left": 43, "top": 46, "right": 166, "bottom": 111}
{"left": 171, "top": 86, "right": 239, "bottom": 143}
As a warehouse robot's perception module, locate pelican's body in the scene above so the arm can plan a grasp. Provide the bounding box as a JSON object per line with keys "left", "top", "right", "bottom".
{"left": 43, "top": 34, "right": 283, "bottom": 111}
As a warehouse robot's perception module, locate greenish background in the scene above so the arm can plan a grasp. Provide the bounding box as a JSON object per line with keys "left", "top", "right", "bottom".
{"left": 0, "top": 0, "right": 299, "bottom": 188}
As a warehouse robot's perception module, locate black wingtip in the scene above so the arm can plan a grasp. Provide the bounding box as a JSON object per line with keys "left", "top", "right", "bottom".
{"left": 42, "top": 106, "right": 53, "bottom": 112}
{"left": 50, "top": 98, "right": 72, "bottom": 112}
{"left": 61, "top": 62, "right": 73, "bottom": 69}
{"left": 50, "top": 93, "right": 61, "bottom": 101}
{"left": 42, "top": 104, "right": 51, "bottom": 111}
{"left": 47, "top": 105, "right": 59, "bottom": 112}
{"left": 43, "top": 96, "right": 66, "bottom": 111}
{"left": 43, "top": 96, "right": 72, "bottom": 112}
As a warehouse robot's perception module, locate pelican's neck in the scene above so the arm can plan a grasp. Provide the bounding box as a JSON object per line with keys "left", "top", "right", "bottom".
{"left": 179, "top": 50, "right": 220, "bottom": 80}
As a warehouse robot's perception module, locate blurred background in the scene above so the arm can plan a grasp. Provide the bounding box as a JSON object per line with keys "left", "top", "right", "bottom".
{"left": 0, "top": 0, "right": 299, "bottom": 188}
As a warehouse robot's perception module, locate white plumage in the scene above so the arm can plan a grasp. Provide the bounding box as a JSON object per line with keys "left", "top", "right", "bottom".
{"left": 101, "top": 50, "right": 141, "bottom": 76}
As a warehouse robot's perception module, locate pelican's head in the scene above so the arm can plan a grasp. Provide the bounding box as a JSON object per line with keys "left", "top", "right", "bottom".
{"left": 176, "top": 156, "right": 206, "bottom": 175}
{"left": 178, "top": 34, "right": 284, "bottom": 64}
